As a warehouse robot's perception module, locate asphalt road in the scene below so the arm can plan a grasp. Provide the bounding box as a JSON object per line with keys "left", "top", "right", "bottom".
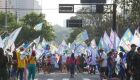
{"left": 35, "top": 72, "right": 100, "bottom": 80}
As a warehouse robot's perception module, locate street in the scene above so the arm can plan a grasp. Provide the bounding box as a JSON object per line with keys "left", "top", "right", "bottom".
{"left": 35, "top": 72, "right": 100, "bottom": 80}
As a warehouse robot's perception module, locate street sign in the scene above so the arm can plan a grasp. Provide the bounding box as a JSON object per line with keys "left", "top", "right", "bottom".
{"left": 81, "top": 0, "right": 106, "bottom": 3}
{"left": 66, "top": 20, "right": 82, "bottom": 27}
{"left": 59, "top": 4, "right": 74, "bottom": 13}
{"left": 96, "top": 4, "right": 104, "bottom": 13}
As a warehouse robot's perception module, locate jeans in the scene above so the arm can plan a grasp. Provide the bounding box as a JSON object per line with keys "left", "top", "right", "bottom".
{"left": 17, "top": 68, "right": 24, "bottom": 80}
{"left": 28, "top": 64, "right": 36, "bottom": 80}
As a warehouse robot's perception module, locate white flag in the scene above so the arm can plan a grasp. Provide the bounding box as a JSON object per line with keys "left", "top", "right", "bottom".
{"left": 0, "top": 36, "right": 4, "bottom": 48}
{"left": 34, "top": 23, "right": 43, "bottom": 31}
{"left": 5, "top": 27, "right": 22, "bottom": 49}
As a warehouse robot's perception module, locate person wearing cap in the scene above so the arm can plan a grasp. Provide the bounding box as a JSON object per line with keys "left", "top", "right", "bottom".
{"left": 28, "top": 50, "right": 36, "bottom": 80}
{"left": 126, "top": 44, "right": 137, "bottom": 80}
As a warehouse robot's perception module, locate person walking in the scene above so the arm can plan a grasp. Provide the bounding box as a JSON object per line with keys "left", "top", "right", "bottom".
{"left": 17, "top": 47, "right": 26, "bottom": 80}
{"left": 133, "top": 47, "right": 140, "bottom": 80}
{"left": 0, "top": 48, "right": 8, "bottom": 80}
{"left": 28, "top": 50, "right": 36, "bottom": 80}
{"left": 69, "top": 53, "right": 76, "bottom": 78}
{"left": 126, "top": 44, "right": 137, "bottom": 80}
{"left": 11, "top": 50, "right": 18, "bottom": 80}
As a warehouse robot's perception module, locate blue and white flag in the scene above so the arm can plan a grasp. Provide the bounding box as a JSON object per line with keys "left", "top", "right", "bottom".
{"left": 119, "top": 28, "right": 133, "bottom": 51}
{"left": 5, "top": 27, "right": 22, "bottom": 49}
{"left": 131, "top": 29, "right": 140, "bottom": 47}
{"left": 34, "top": 23, "right": 43, "bottom": 31}
{"left": 103, "top": 31, "right": 112, "bottom": 51}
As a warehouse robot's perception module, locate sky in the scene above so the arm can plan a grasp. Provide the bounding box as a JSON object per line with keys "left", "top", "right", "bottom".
{"left": 37, "top": 0, "right": 112, "bottom": 27}
{"left": 37, "top": 0, "right": 80, "bottom": 27}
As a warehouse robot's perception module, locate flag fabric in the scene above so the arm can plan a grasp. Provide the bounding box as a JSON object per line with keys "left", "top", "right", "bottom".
{"left": 57, "top": 40, "right": 68, "bottom": 55}
{"left": 0, "top": 36, "right": 4, "bottom": 48}
{"left": 110, "top": 29, "right": 115, "bottom": 48}
{"left": 115, "top": 32, "right": 120, "bottom": 50}
{"left": 74, "top": 30, "right": 89, "bottom": 44}
{"left": 119, "top": 28, "right": 133, "bottom": 51}
{"left": 34, "top": 23, "right": 43, "bottom": 31}
{"left": 131, "top": 29, "right": 140, "bottom": 47}
{"left": 90, "top": 39, "right": 97, "bottom": 49}
{"left": 33, "top": 36, "right": 40, "bottom": 44}
{"left": 5, "top": 27, "right": 22, "bottom": 49}
{"left": 103, "top": 31, "right": 113, "bottom": 51}
{"left": 98, "top": 37, "right": 104, "bottom": 49}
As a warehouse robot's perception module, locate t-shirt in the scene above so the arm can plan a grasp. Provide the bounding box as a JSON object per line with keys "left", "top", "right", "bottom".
{"left": 62, "top": 55, "right": 67, "bottom": 63}
{"left": 16, "top": 51, "right": 26, "bottom": 68}
{"left": 28, "top": 56, "right": 36, "bottom": 64}
{"left": 97, "top": 52, "right": 107, "bottom": 67}
{"left": 51, "top": 55, "right": 56, "bottom": 64}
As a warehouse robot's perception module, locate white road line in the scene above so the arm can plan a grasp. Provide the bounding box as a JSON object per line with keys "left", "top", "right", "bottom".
{"left": 83, "top": 78, "right": 90, "bottom": 80}
{"left": 62, "top": 78, "right": 69, "bottom": 80}
{"left": 47, "top": 79, "right": 54, "bottom": 80}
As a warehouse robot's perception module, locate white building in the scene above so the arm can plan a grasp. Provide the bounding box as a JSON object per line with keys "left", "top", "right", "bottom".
{"left": 0, "top": 0, "right": 42, "bottom": 19}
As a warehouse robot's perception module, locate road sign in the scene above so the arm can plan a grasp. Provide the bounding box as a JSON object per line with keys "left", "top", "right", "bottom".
{"left": 66, "top": 20, "right": 82, "bottom": 27}
{"left": 59, "top": 4, "right": 74, "bottom": 13}
{"left": 96, "top": 4, "right": 104, "bottom": 13}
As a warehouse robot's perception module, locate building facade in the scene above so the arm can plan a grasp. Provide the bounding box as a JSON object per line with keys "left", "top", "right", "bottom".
{"left": 0, "top": 0, "right": 42, "bottom": 19}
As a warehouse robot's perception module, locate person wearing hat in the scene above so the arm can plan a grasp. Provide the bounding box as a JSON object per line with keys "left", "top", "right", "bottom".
{"left": 126, "top": 44, "right": 137, "bottom": 80}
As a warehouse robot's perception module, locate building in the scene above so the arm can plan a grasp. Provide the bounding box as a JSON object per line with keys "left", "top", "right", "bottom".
{"left": 0, "top": 0, "right": 42, "bottom": 19}
{"left": 15, "top": 0, "right": 42, "bottom": 19}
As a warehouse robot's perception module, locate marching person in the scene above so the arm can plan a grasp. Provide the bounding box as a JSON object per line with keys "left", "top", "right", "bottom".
{"left": 133, "top": 47, "right": 140, "bottom": 80}
{"left": 96, "top": 49, "right": 107, "bottom": 80}
{"left": 28, "top": 50, "right": 36, "bottom": 80}
{"left": 0, "top": 48, "right": 8, "bottom": 80}
{"left": 69, "top": 53, "right": 76, "bottom": 78}
{"left": 17, "top": 47, "right": 26, "bottom": 80}
{"left": 126, "top": 44, "right": 137, "bottom": 80}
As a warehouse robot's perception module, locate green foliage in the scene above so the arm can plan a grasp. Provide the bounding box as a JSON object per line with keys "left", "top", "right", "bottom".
{"left": 67, "top": 0, "right": 140, "bottom": 44}
{"left": 0, "top": 12, "right": 55, "bottom": 47}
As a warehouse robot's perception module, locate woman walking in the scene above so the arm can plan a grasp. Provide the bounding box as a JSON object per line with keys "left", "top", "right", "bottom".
{"left": 28, "top": 50, "right": 36, "bottom": 80}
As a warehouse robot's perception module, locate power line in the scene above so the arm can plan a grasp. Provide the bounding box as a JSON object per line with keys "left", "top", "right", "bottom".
{"left": 0, "top": 7, "right": 58, "bottom": 11}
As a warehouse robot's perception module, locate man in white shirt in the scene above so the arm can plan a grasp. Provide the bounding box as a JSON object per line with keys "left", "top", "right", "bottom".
{"left": 96, "top": 49, "right": 107, "bottom": 79}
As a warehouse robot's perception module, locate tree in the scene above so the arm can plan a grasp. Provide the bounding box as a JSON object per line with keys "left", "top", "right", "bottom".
{"left": 0, "top": 12, "right": 55, "bottom": 47}
{"left": 67, "top": 2, "right": 138, "bottom": 44}
{"left": 15, "top": 12, "right": 55, "bottom": 47}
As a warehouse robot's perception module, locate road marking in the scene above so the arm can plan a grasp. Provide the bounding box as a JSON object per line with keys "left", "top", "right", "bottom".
{"left": 47, "top": 79, "right": 54, "bottom": 80}
{"left": 62, "top": 78, "right": 69, "bottom": 80}
{"left": 83, "top": 78, "right": 90, "bottom": 80}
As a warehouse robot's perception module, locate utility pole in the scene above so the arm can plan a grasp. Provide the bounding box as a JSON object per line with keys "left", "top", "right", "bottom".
{"left": 5, "top": 0, "right": 8, "bottom": 28}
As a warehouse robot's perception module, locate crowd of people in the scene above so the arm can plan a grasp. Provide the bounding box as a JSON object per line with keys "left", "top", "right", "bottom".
{"left": 0, "top": 44, "right": 140, "bottom": 80}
